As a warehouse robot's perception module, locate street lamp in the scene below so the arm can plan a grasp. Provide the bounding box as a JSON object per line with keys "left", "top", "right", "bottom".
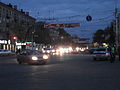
{"left": 32, "top": 31, "right": 34, "bottom": 50}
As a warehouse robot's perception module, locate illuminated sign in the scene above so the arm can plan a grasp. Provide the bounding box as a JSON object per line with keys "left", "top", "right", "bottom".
{"left": 26, "top": 42, "right": 32, "bottom": 46}
{"left": 16, "top": 42, "right": 32, "bottom": 46}
{"left": 44, "top": 23, "right": 80, "bottom": 28}
{"left": 0, "top": 40, "right": 8, "bottom": 44}
{"left": 16, "top": 42, "right": 26, "bottom": 46}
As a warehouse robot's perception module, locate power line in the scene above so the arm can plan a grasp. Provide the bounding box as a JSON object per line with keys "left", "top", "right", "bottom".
{"left": 92, "top": 14, "right": 114, "bottom": 21}
{"left": 38, "top": 14, "right": 114, "bottom": 22}
{"left": 43, "top": 14, "right": 114, "bottom": 25}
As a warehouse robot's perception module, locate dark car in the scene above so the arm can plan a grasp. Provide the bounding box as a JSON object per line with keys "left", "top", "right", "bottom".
{"left": 89, "top": 48, "right": 97, "bottom": 54}
{"left": 17, "top": 49, "right": 49, "bottom": 65}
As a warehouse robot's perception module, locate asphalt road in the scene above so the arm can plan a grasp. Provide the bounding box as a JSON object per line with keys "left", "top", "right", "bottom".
{"left": 0, "top": 54, "right": 120, "bottom": 90}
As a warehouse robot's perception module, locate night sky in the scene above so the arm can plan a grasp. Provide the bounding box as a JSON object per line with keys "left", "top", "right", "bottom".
{"left": 1, "top": 0, "right": 120, "bottom": 40}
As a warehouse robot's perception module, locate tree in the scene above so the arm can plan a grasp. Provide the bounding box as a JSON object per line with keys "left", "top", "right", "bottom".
{"left": 34, "top": 22, "right": 52, "bottom": 45}
{"left": 104, "top": 26, "right": 115, "bottom": 44}
{"left": 93, "top": 29, "right": 105, "bottom": 43}
{"left": 93, "top": 24, "right": 115, "bottom": 45}
{"left": 57, "top": 28, "right": 72, "bottom": 44}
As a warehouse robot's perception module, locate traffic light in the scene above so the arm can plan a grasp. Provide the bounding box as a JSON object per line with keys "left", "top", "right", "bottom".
{"left": 12, "top": 36, "right": 17, "bottom": 40}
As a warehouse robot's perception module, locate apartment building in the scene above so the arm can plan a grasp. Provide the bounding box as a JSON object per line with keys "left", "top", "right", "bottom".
{"left": 0, "top": 2, "right": 36, "bottom": 50}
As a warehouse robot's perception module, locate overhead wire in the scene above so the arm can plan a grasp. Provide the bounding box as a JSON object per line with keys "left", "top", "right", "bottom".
{"left": 37, "top": 8, "right": 115, "bottom": 21}
{"left": 45, "top": 14, "right": 114, "bottom": 25}
{"left": 37, "top": 6, "right": 119, "bottom": 30}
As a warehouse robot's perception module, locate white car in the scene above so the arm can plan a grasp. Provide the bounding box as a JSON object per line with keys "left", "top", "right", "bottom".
{"left": 93, "top": 47, "right": 111, "bottom": 60}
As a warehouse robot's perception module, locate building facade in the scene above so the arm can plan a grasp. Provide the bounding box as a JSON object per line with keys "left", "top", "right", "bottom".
{"left": 0, "top": 2, "right": 36, "bottom": 50}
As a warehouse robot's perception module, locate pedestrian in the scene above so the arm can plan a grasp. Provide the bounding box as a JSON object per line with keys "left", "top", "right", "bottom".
{"left": 109, "top": 45, "right": 116, "bottom": 63}
{"left": 16, "top": 48, "right": 21, "bottom": 55}
{"left": 117, "top": 45, "right": 120, "bottom": 61}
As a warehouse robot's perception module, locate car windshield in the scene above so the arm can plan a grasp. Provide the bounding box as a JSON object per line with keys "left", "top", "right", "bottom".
{"left": 30, "top": 51, "right": 41, "bottom": 55}
{"left": 20, "top": 50, "right": 42, "bottom": 55}
{"left": 44, "top": 48, "right": 52, "bottom": 50}
{"left": 96, "top": 48, "right": 106, "bottom": 51}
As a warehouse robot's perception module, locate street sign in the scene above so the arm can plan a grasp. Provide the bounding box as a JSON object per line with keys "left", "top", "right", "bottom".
{"left": 86, "top": 15, "right": 92, "bottom": 21}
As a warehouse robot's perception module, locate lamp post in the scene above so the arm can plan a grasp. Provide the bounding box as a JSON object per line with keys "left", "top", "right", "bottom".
{"left": 31, "top": 31, "right": 34, "bottom": 50}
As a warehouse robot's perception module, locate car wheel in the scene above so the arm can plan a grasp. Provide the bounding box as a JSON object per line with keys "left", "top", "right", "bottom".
{"left": 93, "top": 57, "right": 96, "bottom": 61}
{"left": 18, "top": 61, "right": 23, "bottom": 64}
{"left": 17, "top": 59, "right": 22, "bottom": 64}
{"left": 40, "top": 60, "right": 47, "bottom": 65}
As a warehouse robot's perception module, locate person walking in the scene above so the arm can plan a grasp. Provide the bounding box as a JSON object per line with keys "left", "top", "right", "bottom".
{"left": 16, "top": 48, "right": 21, "bottom": 55}
{"left": 109, "top": 45, "right": 116, "bottom": 63}
{"left": 117, "top": 45, "right": 120, "bottom": 61}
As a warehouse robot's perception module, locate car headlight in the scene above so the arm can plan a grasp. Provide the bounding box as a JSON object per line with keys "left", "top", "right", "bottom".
{"left": 43, "top": 55, "right": 49, "bottom": 59}
{"left": 32, "top": 56, "right": 38, "bottom": 60}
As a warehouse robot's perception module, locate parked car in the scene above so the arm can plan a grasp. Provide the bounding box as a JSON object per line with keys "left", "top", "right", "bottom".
{"left": 0, "top": 49, "right": 12, "bottom": 56}
{"left": 17, "top": 49, "right": 49, "bottom": 65}
{"left": 93, "top": 47, "right": 111, "bottom": 60}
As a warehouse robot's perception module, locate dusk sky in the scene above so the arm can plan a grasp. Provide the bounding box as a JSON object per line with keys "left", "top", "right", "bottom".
{"left": 1, "top": 0, "right": 120, "bottom": 40}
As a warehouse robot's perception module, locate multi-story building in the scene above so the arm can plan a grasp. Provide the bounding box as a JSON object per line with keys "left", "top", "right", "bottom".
{"left": 0, "top": 2, "right": 36, "bottom": 50}
{"left": 49, "top": 28, "right": 59, "bottom": 44}
{"left": 35, "top": 22, "right": 60, "bottom": 45}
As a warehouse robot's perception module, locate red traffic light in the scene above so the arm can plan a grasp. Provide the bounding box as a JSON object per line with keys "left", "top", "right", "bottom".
{"left": 12, "top": 36, "right": 17, "bottom": 40}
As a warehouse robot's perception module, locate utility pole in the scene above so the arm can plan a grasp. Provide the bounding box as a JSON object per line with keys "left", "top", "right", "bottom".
{"left": 31, "top": 24, "right": 36, "bottom": 50}
{"left": 115, "top": 8, "right": 118, "bottom": 46}
{"left": 115, "top": 0, "right": 119, "bottom": 46}
{"left": 31, "top": 31, "right": 34, "bottom": 50}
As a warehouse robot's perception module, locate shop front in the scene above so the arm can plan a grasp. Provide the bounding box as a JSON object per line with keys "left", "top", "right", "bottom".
{"left": 0, "top": 39, "right": 15, "bottom": 51}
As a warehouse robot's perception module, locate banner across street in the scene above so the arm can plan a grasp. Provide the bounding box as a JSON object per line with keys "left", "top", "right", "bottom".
{"left": 44, "top": 23, "right": 80, "bottom": 28}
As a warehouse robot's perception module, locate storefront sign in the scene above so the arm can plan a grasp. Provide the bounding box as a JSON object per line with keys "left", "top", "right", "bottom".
{"left": 0, "top": 40, "right": 8, "bottom": 44}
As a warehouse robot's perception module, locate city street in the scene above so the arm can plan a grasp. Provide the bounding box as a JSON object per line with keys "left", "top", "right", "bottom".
{"left": 0, "top": 54, "right": 120, "bottom": 90}
{"left": 1, "top": 0, "right": 120, "bottom": 90}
